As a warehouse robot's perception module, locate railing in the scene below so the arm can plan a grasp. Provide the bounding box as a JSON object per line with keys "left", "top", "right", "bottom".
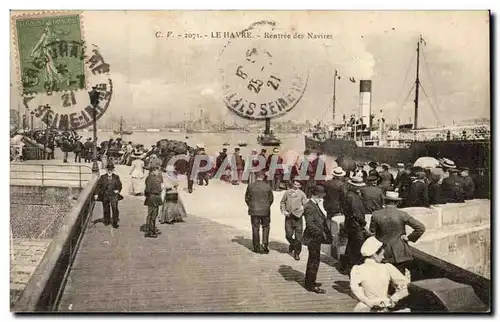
{"left": 10, "top": 163, "right": 93, "bottom": 189}
{"left": 12, "top": 174, "right": 100, "bottom": 312}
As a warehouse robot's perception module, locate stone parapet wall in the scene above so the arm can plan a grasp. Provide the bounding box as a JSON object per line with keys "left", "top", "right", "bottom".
{"left": 329, "top": 199, "right": 491, "bottom": 278}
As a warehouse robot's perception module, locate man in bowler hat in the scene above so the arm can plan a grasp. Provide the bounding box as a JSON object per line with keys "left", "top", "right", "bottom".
{"left": 144, "top": 166, "right": 164, "bottom": 238}
{"left": 94, "top": 163, "right": 123, "bottom": 228}
{"left": 303, "top": 185, "right": 332, "bottom": 294}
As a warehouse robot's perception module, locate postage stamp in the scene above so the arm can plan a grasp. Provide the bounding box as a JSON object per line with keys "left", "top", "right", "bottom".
{"left": 12, "top": 11, "right": 113, "bottom": 131}
{"left": 14, "top": 13, "right": 85, "bottom": 95}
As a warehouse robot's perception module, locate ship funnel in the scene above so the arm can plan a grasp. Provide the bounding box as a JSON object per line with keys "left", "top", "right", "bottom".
{"left": 358, "top": 80, "right": 372, "bottom": 128}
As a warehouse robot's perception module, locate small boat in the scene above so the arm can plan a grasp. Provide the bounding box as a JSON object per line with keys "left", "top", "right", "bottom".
{"left": 258, "top": 134, "right": 282, "bottom": 146}
{"left": 223, "top": 142, "right": 230, "bottom": 146}
{"left": 113, "top": 117, "right": 133, "bottom": 136}
{"left": 257, "top": 118, "right": 282, "bottom": 147}
{"left": 146, "top": 128, "right": 160, "bottom": 132}
{"left": 185, "top": 135, "right": 190, "bottom": 139}
{"left": 237, "top": 141, "right": 248, "bottom": 147}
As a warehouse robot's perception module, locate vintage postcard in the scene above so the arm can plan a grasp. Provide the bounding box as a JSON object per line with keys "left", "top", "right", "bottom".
{"left": 9, "top": 10, "right": 491, "bottom": 313}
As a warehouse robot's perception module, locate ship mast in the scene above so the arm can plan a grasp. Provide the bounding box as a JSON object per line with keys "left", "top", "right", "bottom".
{"left": 414, "top": 35, "right": 422, "bottom": 130}
{"left": 120, "top": 117, "right": 123, "bottom": 133}
{"left": 333, "top": 69, "right": 338, "bottom": 123}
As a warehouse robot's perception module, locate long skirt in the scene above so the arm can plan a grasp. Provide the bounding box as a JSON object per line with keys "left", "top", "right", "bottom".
{"left": 129, "top": 176, "right": 145, "bottom": 195}
{"left": 159, "top": 192, "right": 187, "bottom": 224}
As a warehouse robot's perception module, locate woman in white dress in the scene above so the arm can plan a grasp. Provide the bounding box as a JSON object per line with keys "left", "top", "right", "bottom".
{"left": 129, "top": 152, "right": 146, "bottom": 195}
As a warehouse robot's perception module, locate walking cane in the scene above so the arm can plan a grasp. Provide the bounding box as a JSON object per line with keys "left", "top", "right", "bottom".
{"left": 87, "top": 198, "right": 99, "bottom": 228}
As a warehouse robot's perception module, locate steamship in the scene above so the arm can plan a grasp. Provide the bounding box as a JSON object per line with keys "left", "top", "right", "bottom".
{"left": 305, "top": 36, "right": 490, "bottom": 170}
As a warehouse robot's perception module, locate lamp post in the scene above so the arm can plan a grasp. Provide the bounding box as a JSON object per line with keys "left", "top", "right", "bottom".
{"left": 88, "top": 87, "right": 100, "bottom": 173}
{"left": 30, "top": 111, "right": 34, "bottom": 132}
{"left": 42, "top": 105, "right": 50, "bottom": 160}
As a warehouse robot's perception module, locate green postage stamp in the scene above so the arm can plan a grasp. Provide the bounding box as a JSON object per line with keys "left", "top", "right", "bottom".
{"left": 13, "top": 12, "right": 85, "bottom": 95}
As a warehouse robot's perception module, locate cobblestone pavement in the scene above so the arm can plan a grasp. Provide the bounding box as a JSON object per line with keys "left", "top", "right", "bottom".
{"left": 10, "top": 239, "right": 52, "bottom": 307}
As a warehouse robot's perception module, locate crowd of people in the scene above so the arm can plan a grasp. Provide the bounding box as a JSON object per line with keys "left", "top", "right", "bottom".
{"left": 241, "top": 152, "right": 489, "bottom": 312}
{"left": 84, "top": 139, "right": 490, "bottom": 312}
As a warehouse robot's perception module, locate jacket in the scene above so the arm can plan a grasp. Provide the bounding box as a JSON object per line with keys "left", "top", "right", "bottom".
{"left": 462, "top": 175, "right": 475, "bottom": 200}
{"left": 369, "top": 206, "right": 426, "bottom": 264}
{"left": 302, "top": 199, "right": 333, "bottom": 245}
{"left": 245, "top": 180, "right": 274, "bottom": 216}
{"left": 361, "top": 185, "right": 384, "bottom": 214}
{"left": 95, "top": 173, "right": 123, "bottom": 202}
{"left": 442, "top": 174, "right": 465, "bottom": 203}
{"left": 323, "top": 178, "right": 345, "bottom": 214}
{"left": 144, "top": 173, "right": 163, "bottom": 207}
{"left": 280, "top": 188, "right": 307, "bottom": 218}
{"left": 405, "top": 180, "right": 430, "bottom": 208}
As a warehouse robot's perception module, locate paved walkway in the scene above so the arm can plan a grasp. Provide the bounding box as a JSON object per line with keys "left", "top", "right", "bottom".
{"left": 58, "top": 165, "right": 357, "bottom": 312}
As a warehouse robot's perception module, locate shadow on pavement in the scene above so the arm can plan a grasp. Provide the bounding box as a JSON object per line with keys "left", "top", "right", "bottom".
{"left": 231, "top": 235, "right": 346, "bottom": 274}
{"left": 332, "top": 280, "right": 356, "bottom": 299}
{"left": 278, "top": 265, "right": 306, "bottom": 290}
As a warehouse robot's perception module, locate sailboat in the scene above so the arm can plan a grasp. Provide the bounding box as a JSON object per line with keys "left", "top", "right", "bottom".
{"left": 304, "top": 35, "right": 490, "bottom": 169}
{"left": 113, "top": 117, "right": 133, "bottom": 136}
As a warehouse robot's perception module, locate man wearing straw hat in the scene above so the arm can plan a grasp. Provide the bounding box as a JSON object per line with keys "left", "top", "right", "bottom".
{"left": 342, "top": 176, "right": 369, "bottom": 271}
{"left": 369, "top": 191, "right": 426, "bottom": 276}
{"left": 350, "top": 236, "right": 410, "bottom": 312}
{"left": 323, "top": 167, "right": 346, "bottom": 218}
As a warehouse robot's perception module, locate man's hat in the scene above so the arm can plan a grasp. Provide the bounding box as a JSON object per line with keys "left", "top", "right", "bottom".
{"left": 311, "top": 185, "right": 326, "bottom": 197}
{"left": 366, "top": 176, "right": 378, "bottom": 182}
{"left": 332, "top": 167, "right": 346, "bottom": 177}
{"left": 368, "top": 161, "right": 378, "bottom": 168}
{"left": 381, "top": 163, "right": 390, "bottom": 169}
{"left": 360, "top": 236, "right": 384, "bottom": 257}
{"left": 222, "top": 148, "right": 227, "bottom": 152}
{"left": 87, "top": 137, "right": 92, "bottom": 141}
{"left": 384, "top": 191, "right": 402, "bottom": 201}
{"left": 440, "top": 158, "right": 457, "bottom": 169}
{"left": 106, "top": 162, "right": 115, "bottom": 170}
{"left": 235, "top": 147, "right": 240, "bottom": 151}
{"left": 196, "top": 143, "right": 205, "bottom": 149}
{"left": 348, "top": 176, "right": 366, "bottom": 187}
{"left": 396, "top": 161, "right": 405, "bottom": 168}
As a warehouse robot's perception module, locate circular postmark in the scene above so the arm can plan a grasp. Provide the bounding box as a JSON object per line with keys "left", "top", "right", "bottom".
{"left": 218, "top": 22, "right": 309, "bottom": 120}
{"left": 14, "top": 13, "right": 113, "bottom": 131}
{"left": 22, "top": 42, "right": 113, "bottom": 131}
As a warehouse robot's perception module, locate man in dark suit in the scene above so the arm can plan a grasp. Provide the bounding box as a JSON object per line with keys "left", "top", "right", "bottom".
{"left": 323, "top": 167, "right": 346, "bottom": 218}
{"left": 245, "top": 171, "right": 274, "bottom": 254}
{"left": 144, "top": 166, "right": 164, "bottom": 238}
{"left": 442, "top": 168, "right": 465, "bottom": 203}
{"left": 94, "top": 163, "right": 123, "bottom": 228}
{"left": 460, "top": 167, "right": 475, "bottom": 200}
{"left": 361, "top": 176, "right": 384, "bottom": 214}
{"left": 369, "top": 191, "right": 426, "bottom": 275}
{"left": 404, "top": 172, "right": 430, "bottom": 208}
{"left": 303, "top": 185, "right": 332, "bottom": 294}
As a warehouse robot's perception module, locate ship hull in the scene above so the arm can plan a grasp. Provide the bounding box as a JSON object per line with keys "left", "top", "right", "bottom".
{"left": 305, "top": 136, "right": 490, "bottom": 169}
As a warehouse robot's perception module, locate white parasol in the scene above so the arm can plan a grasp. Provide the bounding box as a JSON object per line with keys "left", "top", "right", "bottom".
{"left": 413, "top": 157, "right": 441, "bottom": 169}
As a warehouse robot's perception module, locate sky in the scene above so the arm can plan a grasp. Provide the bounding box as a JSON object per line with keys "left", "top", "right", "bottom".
{"left": 10, "top": 10, "right": 490, "bottom": 128}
